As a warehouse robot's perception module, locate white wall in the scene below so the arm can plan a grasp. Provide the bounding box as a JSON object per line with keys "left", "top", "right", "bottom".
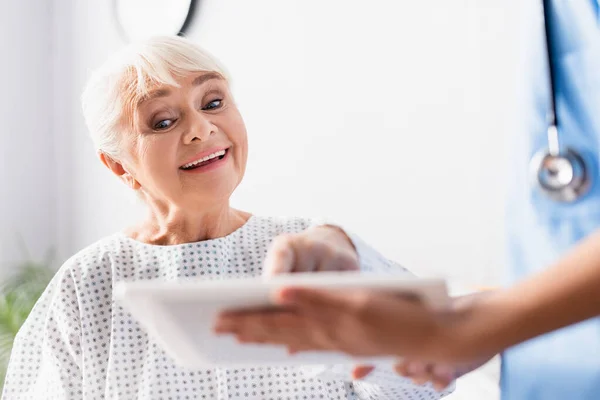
{"left": 0, "top": 1, "right": 55, "bottom": 272}
{"left": 54, "top": 0, "right": 524, "bottom": 286}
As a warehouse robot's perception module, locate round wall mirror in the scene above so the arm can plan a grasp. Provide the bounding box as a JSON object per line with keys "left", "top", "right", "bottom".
{"left": 114, "top": 0, "right": 197, "bottom": 42}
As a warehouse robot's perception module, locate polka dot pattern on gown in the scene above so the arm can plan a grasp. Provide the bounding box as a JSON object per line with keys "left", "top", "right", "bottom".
{"left": 2, "top": 215, "right": 452, "bottom": 399}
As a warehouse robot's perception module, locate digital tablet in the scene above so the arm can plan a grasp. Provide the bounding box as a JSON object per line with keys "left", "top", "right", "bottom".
{"left": 114, "top": 272, "right": 449, "bottom": 369}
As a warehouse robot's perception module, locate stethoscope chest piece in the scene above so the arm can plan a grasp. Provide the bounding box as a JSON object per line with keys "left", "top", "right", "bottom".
{"left": 530, "top": 0, "right": 593, "bottom": 203}
{"left": 530, "top": 147, "right": 591, "bottom": 202}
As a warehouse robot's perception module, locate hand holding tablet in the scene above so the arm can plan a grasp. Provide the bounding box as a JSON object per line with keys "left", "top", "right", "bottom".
{"left": 115, "top": 272, "right": 449, "bottom": 368}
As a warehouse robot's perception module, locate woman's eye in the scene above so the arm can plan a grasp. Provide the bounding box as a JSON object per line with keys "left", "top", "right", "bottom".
{"left": 203, "top": 99, "right": 222, "bottom": 110}
{"left": 153, "top": 119, "right": 175, "bottom": 130}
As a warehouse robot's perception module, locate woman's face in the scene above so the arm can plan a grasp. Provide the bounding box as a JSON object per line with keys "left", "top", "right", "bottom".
{"left": 119, "top": 71, "right": 248, "bottom": 210}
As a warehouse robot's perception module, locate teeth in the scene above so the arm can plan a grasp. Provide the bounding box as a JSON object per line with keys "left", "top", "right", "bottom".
{"left": 182, "top": 150, "right": 226, "bottom": 169}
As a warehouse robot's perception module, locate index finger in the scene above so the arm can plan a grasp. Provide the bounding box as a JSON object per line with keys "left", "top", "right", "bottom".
{"left": 263, "top": 235, "right": 296, "bottom": 277}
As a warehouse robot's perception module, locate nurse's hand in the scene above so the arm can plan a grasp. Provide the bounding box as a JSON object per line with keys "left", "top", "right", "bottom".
{"left": 216, "top": 288, "right": 461, "bottom": 359}
{"left": 215, "top": 288, "right": 494, "bottom": 364}
{"left": 350, "top": 293, "right": 492, "bottom": 389}
{"left": 262, "top": 225, "right": 360, "bottom": 276}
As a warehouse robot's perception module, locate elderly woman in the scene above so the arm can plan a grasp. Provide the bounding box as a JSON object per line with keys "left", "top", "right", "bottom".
{"left": 2, "top": 36, "right": 451, "bottom": 400}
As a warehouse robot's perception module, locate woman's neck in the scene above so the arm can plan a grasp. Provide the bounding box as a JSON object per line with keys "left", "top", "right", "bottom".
{"left": 127, "top": 204, "right": 251, "bottom": 245}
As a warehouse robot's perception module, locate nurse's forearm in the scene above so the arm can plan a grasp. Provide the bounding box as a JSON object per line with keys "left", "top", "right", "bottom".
{"left": 463, "top": 230, "right": 600, "bottom": 358}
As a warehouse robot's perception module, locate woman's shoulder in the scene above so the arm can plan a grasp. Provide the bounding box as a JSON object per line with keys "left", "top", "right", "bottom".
{"left": 60, "top": 233, "right": 137, "bottom": 281}
{"left": 8, "top": 237, "right": 127, "bottom": 372}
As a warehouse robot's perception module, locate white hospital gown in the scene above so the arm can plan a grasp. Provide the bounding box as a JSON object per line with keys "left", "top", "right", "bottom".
{"left": 2, "top": 215, "right": 453, "bottom": 400}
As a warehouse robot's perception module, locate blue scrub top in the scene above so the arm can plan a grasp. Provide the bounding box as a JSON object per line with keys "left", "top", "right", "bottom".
{"left": 504, "top": 1, "right": 600, "bottom": 399}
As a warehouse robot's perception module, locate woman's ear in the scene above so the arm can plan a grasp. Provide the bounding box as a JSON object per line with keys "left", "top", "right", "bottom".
{"left": 98, "top": 152, "right": 141, "bottom": 190}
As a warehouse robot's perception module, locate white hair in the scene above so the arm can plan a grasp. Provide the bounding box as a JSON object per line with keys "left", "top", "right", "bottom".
{"left": 81, "top": 35, "right": 230, "bottom": 158}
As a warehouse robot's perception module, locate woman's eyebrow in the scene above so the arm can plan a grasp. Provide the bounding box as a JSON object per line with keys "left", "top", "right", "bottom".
{"left": 192, "top": 72, "right": 223, "bottom": 86}
{"left": 138, "top": 88, "right": 171, "bottom": 107}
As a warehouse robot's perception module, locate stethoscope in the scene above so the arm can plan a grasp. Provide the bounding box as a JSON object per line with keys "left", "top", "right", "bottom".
{"left": 529, "top": 0, "right": 592, "bottom": 202}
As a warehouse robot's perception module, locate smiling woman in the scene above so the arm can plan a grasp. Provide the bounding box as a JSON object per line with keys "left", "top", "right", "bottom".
{"left": 1, "top": 36, "right": 452, "bottom": 400}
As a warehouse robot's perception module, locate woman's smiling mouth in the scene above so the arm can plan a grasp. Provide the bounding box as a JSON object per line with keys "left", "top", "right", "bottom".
{"left": 180, "top": 148, "right": 229, "bottom": 172}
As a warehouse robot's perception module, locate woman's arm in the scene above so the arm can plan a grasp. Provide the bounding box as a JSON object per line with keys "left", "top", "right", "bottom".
{"left": 259, "top": 223, "right": 455, "bottom": 397}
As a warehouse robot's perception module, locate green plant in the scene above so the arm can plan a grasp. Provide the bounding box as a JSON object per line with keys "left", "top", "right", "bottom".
{"left": 0, "top": 251, "right": 56, "bottom": 389}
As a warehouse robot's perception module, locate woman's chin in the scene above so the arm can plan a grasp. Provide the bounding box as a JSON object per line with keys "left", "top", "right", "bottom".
{"left": 183, "top": 178, "right": 239, "bottom": 205}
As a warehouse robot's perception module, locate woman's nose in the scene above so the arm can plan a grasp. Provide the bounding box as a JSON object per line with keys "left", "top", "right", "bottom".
{"left": 183, "top": 111, "right": 216, "bottom": 143}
